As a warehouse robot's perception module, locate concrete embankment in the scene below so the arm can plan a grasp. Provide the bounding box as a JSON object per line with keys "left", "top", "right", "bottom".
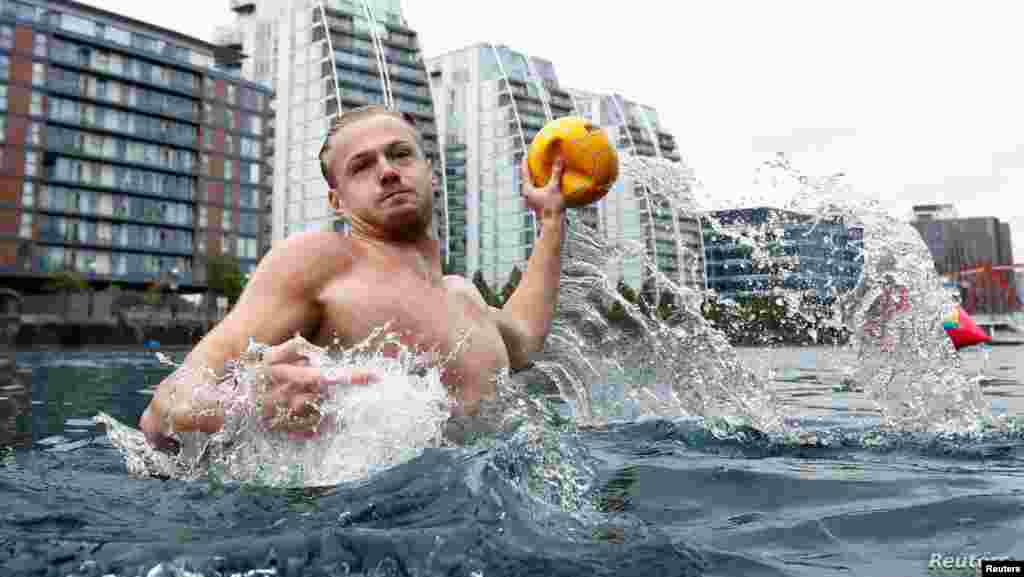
{"left": 0, "top": 288, "right": 221, "bottom": 348}
{"left": 13, "top": 316, "right": 209, "bottom": 348}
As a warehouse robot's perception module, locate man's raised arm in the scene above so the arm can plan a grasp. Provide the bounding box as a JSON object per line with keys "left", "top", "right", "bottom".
{"left": 495, "top": 159, "right": 567, "bottom": 369}
{"left": 139, "top": 232, "right": 341, "bottom": 436}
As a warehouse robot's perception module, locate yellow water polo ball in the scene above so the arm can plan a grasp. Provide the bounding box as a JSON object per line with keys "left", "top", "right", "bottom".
{"left": 527, "top": 116, "right": 619, "bottom": 208}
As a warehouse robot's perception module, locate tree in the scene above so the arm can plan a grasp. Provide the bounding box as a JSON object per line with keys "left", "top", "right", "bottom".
{"left": 472, "top": 270, "right": 503, "bottom": 308}
{"left": 43, "top": 270, "right": 90, "bottom": 319}
{"left": 656, "top": 289, "right": 679, "bottom": 323}
{"left": 617, "top": 280, "right": 639, "bottom": 305}
{"left": 142, "top": 281, "right": 165, "bottom": 308}
{"left": 206, "top": 254, "right": 246, "bottom": 307}
{"left": 42, "top": 269, "right": 89, "bottom": 294}
{"left": 500, "top": 266, "right": 523, "bottom": 304}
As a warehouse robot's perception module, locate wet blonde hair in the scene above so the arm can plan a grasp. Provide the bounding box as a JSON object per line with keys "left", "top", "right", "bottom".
{"left": 318, "top": 105, "right": 424, "bottom": 189}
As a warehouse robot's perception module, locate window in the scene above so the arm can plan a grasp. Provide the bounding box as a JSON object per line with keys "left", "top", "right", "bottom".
{"left": 106, "top": 26, "right": 130, "bottom": 46}
{"left": 30, "top": 92, "right": 43, "bottom": 116}
{"left": 0, "top": 54, "right": 8, "bottom": 81}
{"left": 240, "top": 187, "right": 259, "bottom": 209}
{"left": 246, "top": 114, "right": 262, "bottom": 135}
{"left": 226, "top": 83, "right": 237, "bottom": 105}
{"left": 198, "top": 205, "right": 207, "bottom": 228}
{"left": 200, "top": 154, "right": 209, "bottom": 175}
{"left": 24, "top": 151, "right": 36, "bottom": 176}
{"left": 224, "top": 159, "right": 233, "bottom": 179}
{"left": 203, "top": 128, "right": 213, "bottom": 149}
{"left": 222, "top": 209, "right": 231, "bottom": 231}
{"left": 237, "top": 237, "right": 257, "bottom": 260}
{"left": 0, "top": 84, "right": 6, "bottom": 111}
{"left": 246, "top": 162, "right": 260, "bottom": 185}
{"left": 22, "top": 182, "right": 33, "bottom": 207}
{"left": 240, "top": 137, "right": 260, "bottom": 158}
{"left": 0, "top": 25, "right": 12, "bottom": 49}
{"left": 224, "top": 134, "right": 234, "bottom": 155}
{"left": 19, "top": 212, "right": 32, "bottom": 239}
{"left": 240, "top": 213, "right": 258, "bottom": 235}
{"left": 59, "top": 13, "right": 96, "bottom": 36}
{"left": 0, "top": 116, "right": 5, "bottom": 143}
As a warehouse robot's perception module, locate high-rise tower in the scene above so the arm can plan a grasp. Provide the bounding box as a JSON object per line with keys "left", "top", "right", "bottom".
{"left": 220, "top": 0, "right": 440, "bottom": 243}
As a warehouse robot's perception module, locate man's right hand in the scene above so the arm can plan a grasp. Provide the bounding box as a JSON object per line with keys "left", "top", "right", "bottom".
{"left": 140, "top": 335, "right": 381, "bottom": 448}
{"left": 258, "top": 336, "right": 380, "bottom": 436}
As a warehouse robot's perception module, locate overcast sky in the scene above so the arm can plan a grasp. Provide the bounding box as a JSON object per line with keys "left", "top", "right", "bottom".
{"left": 80, "top": 0, "right": 1024, "bottom": 260}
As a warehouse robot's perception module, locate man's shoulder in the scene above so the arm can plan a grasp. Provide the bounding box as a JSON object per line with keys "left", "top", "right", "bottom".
{"left": 262, "top": 231, "right": 359, "bottom": 279}
{"left": 272, "top": 231, "right": 355, "bottom": 259}
{"left": 442, "top": 274, "right": 472, "bottom": 290}
{"left": 443, "top": 274, "right": 489, "bottom": 307}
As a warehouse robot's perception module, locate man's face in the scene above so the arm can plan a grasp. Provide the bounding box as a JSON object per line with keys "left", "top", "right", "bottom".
{"left": 327, "top": 114, "right": 434, "bottom": 239}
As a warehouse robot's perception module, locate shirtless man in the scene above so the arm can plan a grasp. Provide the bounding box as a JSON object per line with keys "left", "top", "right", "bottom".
{"left": 139, "top": 105, "right": 567, "bottom": 444}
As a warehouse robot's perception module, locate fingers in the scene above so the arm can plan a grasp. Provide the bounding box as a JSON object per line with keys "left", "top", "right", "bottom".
{"left": 264, "top": 335, "right": 324, "bottom": 366}
{"left": 321, "top": 367, "right": 380, "bottom": 387}
{"left": 261, "top": 363, "right": 381, "bottom": 432}
{"left": 267, "top": 365, "right": 380, "bottom": 401}
{"left": 268, "top": 363, "right": 323, "bottom": 393}
{"left": 546, "top": 156, "right": 565, "bottom": 189}
{"left": 521, "top": 155, "right": 565, "bottom": 188}
{"left": 520, "top": 156, "right": 532, "bottom": 186}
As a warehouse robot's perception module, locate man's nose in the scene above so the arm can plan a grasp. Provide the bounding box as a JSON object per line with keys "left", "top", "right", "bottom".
{"left": 376, "top": 155, "right": 400, "bottom": 183}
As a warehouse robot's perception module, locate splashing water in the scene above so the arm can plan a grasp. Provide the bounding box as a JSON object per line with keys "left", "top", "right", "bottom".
{"left": 101, "top": 329, "right": 453, "bottom": 487}
{"left": 757, "top": 155, "right": 990, "bottom": 432}
{"left": 529, "top": 152, "right": 994, "bottom": 435}
{"left": 530, "top": 154, "right": 784, "bottom": 433}
{"left": 98, "top": 152, "right": 1002, "bottom": 493}
{"left": 99, "top": 325, "right": 594, "bottom": 496}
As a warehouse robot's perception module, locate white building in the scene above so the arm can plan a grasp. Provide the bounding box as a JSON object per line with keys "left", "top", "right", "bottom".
{"left": 218, "top": 0, "right": 440, "bottom": 243}
{"left": 568, "top": 89, "right": 704, "bottom": 293}
{"left": 912, "top": 203, "right": 959, "bottom": 221}
{"left": 425, "top": 43, "right": 702, "bottom": 294}
{"left": 425, "top": 43, "right": 576, "bottom": 286}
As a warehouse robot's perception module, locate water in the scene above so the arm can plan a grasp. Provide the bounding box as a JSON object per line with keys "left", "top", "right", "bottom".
{"left": 3, "top": 156, "right": 1024, "bottom": 576}
{"left": 1, "top": 347, "right": 1022, "bottom": 576}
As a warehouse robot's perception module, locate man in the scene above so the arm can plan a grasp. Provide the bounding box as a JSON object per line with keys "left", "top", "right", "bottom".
{"left": 139, "top": 105, "right": 567, "bottom": 445}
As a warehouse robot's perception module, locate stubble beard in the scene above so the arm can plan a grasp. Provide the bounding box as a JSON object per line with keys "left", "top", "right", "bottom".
{"left": 381, "top": 192, "right": 433, "bottom": 243}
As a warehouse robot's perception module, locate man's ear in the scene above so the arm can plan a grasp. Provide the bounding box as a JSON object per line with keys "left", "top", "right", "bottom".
{"left": 428, "top": 160, "right": 438, "bottom": 188}
{"left": 328, "top": 189, "right": 346, "bottom": 216}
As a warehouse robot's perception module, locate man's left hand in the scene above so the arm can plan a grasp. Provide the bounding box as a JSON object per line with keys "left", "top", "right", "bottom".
{"left": 520, "top": 156, "right": 567, "bottom": 222}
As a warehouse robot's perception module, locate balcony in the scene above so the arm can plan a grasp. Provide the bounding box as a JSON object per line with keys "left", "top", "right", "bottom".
{"left": 214, "top": 27, "right": 244, "bottom": 52}
{"left": 230, "top": 0, "right": 256, "bottom": 15}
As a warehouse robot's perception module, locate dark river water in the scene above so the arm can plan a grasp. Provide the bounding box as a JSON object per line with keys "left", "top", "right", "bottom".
{"left": 0, "top": 345, "right": 1022, "bottom": 577}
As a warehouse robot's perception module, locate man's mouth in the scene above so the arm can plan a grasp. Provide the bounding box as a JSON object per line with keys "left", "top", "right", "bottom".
{"left": 382, "top": 188, "right": 415, "bottom": 201}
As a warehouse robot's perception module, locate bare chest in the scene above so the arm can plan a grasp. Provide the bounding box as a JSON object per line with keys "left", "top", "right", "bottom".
{"left": 313, "top": 269, "right": 509, "bottom": 400}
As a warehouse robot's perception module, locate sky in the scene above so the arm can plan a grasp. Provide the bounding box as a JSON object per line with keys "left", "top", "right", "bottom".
{"left": 79, "top": 0, "right": 1024, "bottom": 261}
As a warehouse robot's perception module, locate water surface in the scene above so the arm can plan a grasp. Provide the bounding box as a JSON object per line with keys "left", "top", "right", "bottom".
{"left": 1, "top": 346, "right": 1021, "bottom": 577}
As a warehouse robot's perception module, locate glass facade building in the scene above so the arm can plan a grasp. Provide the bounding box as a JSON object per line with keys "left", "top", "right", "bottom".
{"left": 221, "top": 0, "right": 439, "bottom": 243}
{"left": 426, "top": 43, "right": 578, "bottom": 287}
{"left": 702, "top": 207, "right": 864, "bottom": 303}
{"left": 0, "top": 0, "right": 273, "bottom": 293}
{"left": 568, "top": 88, "right": 702, "bottom": 293}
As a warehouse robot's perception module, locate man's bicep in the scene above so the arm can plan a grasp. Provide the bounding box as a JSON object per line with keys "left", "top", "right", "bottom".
{"left": 223, "top": 264, "right": 319, "bottom": 349}
{"left": 490, "top": 306, "right": 533, "bottom": 370}
{"left": 190, "top": 256, "right": 321, "bottom": 371}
